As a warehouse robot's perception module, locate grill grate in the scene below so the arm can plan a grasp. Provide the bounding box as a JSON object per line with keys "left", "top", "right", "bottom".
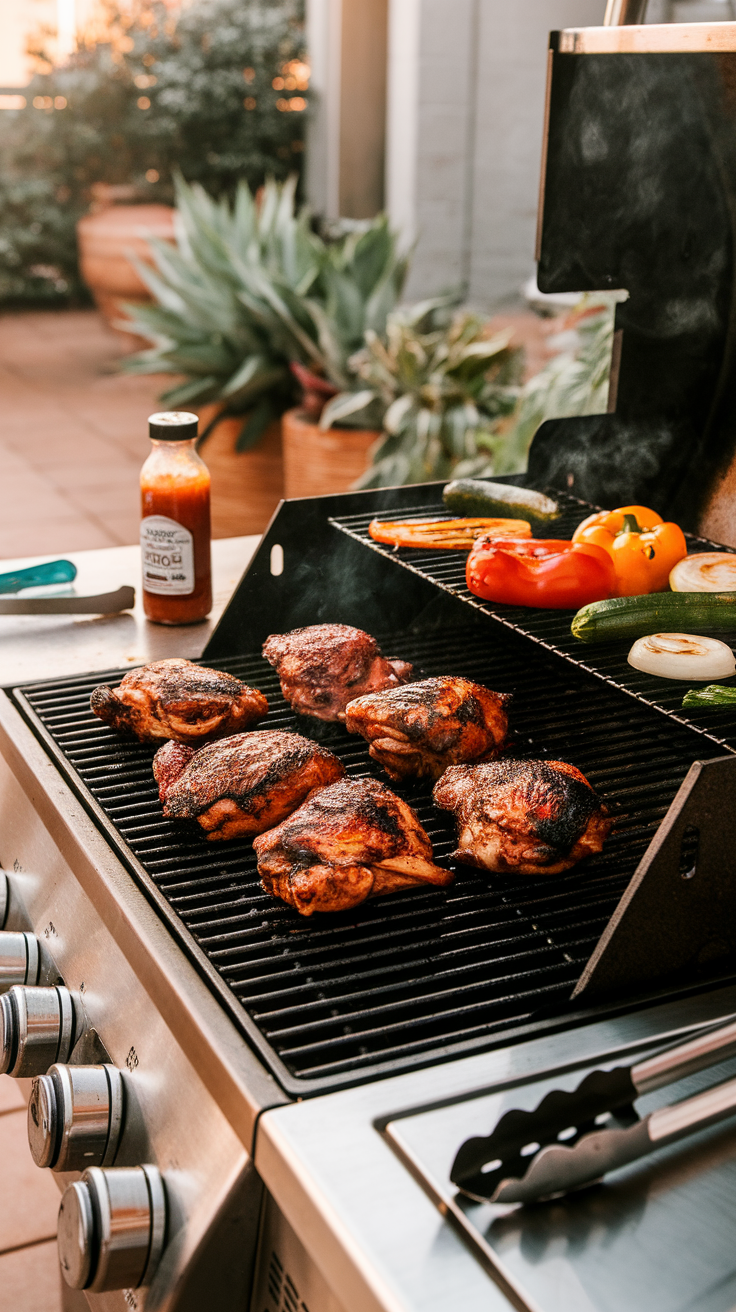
{"left": 12, "top": 621, "right": 733, "bottom": 1096}
{"left": 330, "top": 492, "right": 736, "bottom": 753}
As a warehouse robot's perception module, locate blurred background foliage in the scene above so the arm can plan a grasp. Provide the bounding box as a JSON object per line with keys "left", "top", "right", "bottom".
{"left": 0, "top": 0, "right": 306, "bottom": 304}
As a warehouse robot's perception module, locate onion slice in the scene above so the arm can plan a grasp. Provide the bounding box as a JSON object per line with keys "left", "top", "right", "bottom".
{"left": 670, "top": 553, "right": 736, "bottom": 592}
{"left": 628, "top": 632, "right": 736, "bottom": 681}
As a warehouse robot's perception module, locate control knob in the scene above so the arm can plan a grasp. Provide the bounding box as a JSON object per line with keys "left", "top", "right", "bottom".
{"left": 28, "top": 1063, "right": 123, "bottom": 1172}
{"left": 0, "top": 985, "right": 77, "bottom": 1077}
{"left": 0, "top": 931, "right": 39, "bottom": 991}
{"left": 58, "top": 1165, "right": 166, "bottom": 1293}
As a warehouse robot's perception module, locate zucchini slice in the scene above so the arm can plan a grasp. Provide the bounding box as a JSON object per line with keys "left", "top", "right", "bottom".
{"left": 572, "top": 592, "right": 736, "bottom": 644}
{"left": 443, "top": 479, "right": 559, "bottom": 525}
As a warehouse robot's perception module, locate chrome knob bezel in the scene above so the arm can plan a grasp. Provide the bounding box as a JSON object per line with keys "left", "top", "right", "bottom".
{"left": 0, "top": 931, "right": 39, "bottom": 992}
{"left": 0, "top": 984, "right": 76, "bottom": 1077}
{"left": 28, "top": 1063, "right": 124, "bottom": 1171}
{"left": 58, "top": 1165, "right": 166, "bottom": 1292}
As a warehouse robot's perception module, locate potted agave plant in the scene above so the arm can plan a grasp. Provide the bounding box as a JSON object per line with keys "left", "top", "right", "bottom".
{"left": 322, "top": 298, "right": 524, "bottom": 487}
{"left": 277, "top": 218, "right": 408, "bottom": 496}
{"left": 121, "top": 175, "right": 407, "bottom": 531}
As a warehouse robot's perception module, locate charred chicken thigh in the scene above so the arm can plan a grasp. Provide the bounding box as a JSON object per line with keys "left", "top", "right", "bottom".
{"left": 91, "top": 659, "right": 268, "bottom": 745}
{"left": 254, "top": 776, "right": 452, "bottom": 915}
{"left": 262, "top": 624, "right": 413, "bottom": 721}
{"left": 153, "top": 730, "right": 345, "bottom": 840}
{"left": 433, "top": 759, "right": 611, "bottom": 876}
{"left": 345, "top": 676, "right": 510, "bottom": 782}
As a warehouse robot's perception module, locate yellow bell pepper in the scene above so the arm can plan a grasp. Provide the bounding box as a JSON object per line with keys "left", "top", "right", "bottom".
{"left": 572, "top": 505, "right": 687, "bottom": 597}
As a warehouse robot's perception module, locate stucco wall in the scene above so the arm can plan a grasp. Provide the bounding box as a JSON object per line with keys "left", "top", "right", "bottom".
{"left": 390, "top": 0, "right": 608, "bottom": 308}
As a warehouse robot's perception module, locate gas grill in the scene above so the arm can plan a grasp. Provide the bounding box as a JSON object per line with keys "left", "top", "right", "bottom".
{"left": 12, "top": 590, "right": 736, "bottom": 1097}
{"left": 3, "top": 481, "right": 736, "bottom": 1312}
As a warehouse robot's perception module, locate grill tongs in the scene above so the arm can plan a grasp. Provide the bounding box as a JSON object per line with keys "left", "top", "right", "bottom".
{"left": 451, "top": 1017, "right": 736, "bottom": 1205}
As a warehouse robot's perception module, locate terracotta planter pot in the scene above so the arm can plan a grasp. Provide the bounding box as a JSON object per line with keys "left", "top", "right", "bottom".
{"left": 77, "top": 201, "right": 176, "bottom": 348}
{"left": 198, "top": 406, "right": 284, "bottom": 538}
{"left": 281, "top": 408, "right": 379, "bottom": 498}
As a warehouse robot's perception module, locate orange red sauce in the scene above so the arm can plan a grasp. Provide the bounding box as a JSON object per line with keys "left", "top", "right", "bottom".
{"left": 140, "top": 465, "right": 212, "bottom": 624}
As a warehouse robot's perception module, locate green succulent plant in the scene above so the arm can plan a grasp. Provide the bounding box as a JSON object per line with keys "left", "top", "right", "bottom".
{"left": 321, "top": 298, "right": 523, "bottom": 487}
{"left": 502, "top": 294, "right": 616, "bottom": 459}
{"left": 122, "top": 173, "right": 407, "bottom": 447}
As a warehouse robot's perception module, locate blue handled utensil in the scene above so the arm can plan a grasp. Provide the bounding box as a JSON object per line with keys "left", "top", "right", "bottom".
{"left": 0, "top": 559, "right": 77, "bottom": 595}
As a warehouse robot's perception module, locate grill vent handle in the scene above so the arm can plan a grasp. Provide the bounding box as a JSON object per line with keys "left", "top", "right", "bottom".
{"left": 0, "top": 985, "right": 79, "bottom": 1077}
{"left": 58, "top": 1165, "right": 166, "bottom": 1293}
{"left": 28, "top": 1063, "right": 124, "bottom": 1171}
{"left": 603, "top": 0, "right": 648, "bottom": 22}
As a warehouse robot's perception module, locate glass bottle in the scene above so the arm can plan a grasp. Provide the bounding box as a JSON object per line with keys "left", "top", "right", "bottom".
{"left": 140, "top": 411, "right": 212, "bottom": 624}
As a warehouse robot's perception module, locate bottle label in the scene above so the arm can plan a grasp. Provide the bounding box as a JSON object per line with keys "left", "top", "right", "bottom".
{"left": 140, "top": 516, "right": 195, "bottom": 595}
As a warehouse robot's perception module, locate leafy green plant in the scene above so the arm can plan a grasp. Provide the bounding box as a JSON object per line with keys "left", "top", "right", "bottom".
{"left": 320, "top": 299, "right": 522, "bottom": 487}
{"left": 121, "top": 173, "right": 407, "bottom": 447}
{"left": 502, "top": 295, "right": 616, "bottom": 460}
{"left": 0, "top": 0, "right": 306, "bottom": 304}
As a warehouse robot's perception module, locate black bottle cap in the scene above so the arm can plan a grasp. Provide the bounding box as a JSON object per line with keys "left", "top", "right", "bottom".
{"left": 148, "top": 411, "right": 199, "bottom": 441}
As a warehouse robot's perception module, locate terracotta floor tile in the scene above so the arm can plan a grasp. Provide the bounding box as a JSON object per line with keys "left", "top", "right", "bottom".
{"left": 0, "top": 518, "right": 117, "bottom": 558}
{"left": 10, "top": 433, "right": 120, "bottom": 466}
{"left": 36, "top": 458, "right": 142, "bottom": 491}
{"left": 102, "top": 510, "right": 143, "bottom": 546}
{"left": 66, "top": 482, "right": 139, "bottom": 517}
{"left": 0, "top": 1076, "right": 24, "bottom": 1114}
{"left": 0, "top": 1110, "right": 60, "bottom": 1249}
{"left": 0, "top": 1240, "right": 63, "bottom": 1312}
{"left": 0, "top": 446, "right": 34, "bottom": 475}
{"left": 0, "top": 488, "right": 77, "bottom": 526}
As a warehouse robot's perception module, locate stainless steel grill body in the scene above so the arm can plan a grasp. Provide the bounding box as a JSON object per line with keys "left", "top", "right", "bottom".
{"left": 4, "top": 481, "right": 736, "bottom": 1312}
{"left": 0, "top": 691, "right": 279, "bottom": 1312}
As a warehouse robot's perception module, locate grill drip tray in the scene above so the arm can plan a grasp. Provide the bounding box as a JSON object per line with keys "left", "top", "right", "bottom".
{"left": 10, "top": 626, "right": 734, "bottom": 1097}
{"left": 385, "top": 1045, "right": 736, "bottom": 1312}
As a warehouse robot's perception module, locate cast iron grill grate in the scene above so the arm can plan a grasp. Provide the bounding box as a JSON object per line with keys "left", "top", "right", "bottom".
{"left": 12, "top": 623, "right": 732, "bottom": 1096}
{"left": 330, "top": 492, "right": 736, "bottom": 753}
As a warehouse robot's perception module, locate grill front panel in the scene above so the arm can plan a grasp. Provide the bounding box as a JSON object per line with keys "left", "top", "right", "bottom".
{"left": 13, "top": 618, "right": 729, "bottom": 1095}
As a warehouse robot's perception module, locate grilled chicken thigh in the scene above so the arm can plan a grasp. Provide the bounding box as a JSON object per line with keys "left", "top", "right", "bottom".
{"left": 434, "top": 759, "right": 611, "bottom": 876}
{"left": 262, "top": 624, "right": 413, "bottom": 721}
{"left": 91, "top": 658, "right": 268, "bottom": 745}
{"left": 254, "top": 776, "right": 452, "bottom": 915}
{"left": 345, "top": 676, "right": 510, "bottom": 782}
{"left": 153, "top": 730, "right": 345, "bottom": 840}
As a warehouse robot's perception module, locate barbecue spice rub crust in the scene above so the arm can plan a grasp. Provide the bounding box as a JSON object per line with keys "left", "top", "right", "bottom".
{"left": 254, "top": 776, "right": 453, "bottom": 915}
{"left": 345, "top": 676, "right": 510, "bottom": 782}
{"left": 153, "top": 730, "right": 345, "bottom": 840}
{"left": 262, "top": 623, "right": 413, "bottom": 721}
{"left": 434, "top": 759, "right": 611, "bottom": 875}
{"left": 91, "top": 658, "right": 268, "bottom": 745}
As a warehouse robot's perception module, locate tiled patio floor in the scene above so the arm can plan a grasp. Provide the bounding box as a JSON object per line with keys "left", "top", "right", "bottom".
{"left": 0, "top": 308, "right": 163, "bottom": 559}
{"left": 0, "top": 1075, "right": 63, "bottom": 1311}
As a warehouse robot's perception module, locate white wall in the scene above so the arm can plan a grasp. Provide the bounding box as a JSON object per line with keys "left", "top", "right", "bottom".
{"left": 389, "top": 0, "right": 608, "bottom": 308}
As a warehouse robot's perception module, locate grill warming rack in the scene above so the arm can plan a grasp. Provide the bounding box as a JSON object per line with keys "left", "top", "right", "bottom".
{"left": 12, "top": 620, "right": 736, "bottom": 1098}
{"left": 329, "top": 490, "right": 736, "bottom": 756}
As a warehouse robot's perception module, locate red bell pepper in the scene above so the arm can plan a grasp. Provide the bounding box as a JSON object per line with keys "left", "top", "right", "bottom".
{"left": 466, "top": 537, "right": 616, "bottom": 610}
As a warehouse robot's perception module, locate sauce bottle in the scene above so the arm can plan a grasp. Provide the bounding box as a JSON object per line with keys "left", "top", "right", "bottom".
{"left": 140, "top": 411, "right": 212, "bottom": 624}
